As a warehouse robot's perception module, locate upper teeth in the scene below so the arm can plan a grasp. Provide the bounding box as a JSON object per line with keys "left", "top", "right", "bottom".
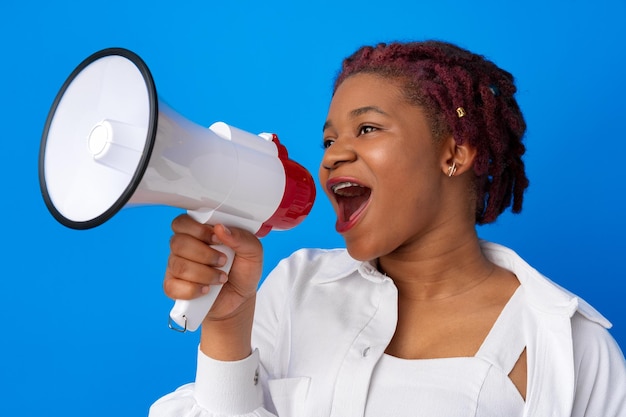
{"left": 332, "top": 182, "right": 362, "bottom": 192}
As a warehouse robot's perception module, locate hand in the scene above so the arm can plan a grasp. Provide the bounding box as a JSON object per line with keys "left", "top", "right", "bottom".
{"left": 163, "top": 214, "right": 263, "bottom": 322}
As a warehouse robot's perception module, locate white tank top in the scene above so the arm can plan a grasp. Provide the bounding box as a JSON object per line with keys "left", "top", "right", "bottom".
{"left": 364, "top": 286, "right": 526, "bottom": 416}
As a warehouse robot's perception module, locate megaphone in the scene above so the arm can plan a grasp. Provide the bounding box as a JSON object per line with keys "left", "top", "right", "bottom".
{"left": 39, "top": 48, "right": 316, "bottom": 332}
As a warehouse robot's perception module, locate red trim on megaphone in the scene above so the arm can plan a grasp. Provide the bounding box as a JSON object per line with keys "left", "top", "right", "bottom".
{"left": 256, "top": 134, "right": 316, "bottom": 237}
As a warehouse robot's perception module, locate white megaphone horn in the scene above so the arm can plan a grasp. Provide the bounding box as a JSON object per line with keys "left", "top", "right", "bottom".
{"left": 39, "top": 48, "right": 316, "bottom": 332}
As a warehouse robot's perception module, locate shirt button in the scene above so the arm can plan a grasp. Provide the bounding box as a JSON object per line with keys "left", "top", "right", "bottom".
{"left": 362, "top": 347, "right": 371, "bottom": 357}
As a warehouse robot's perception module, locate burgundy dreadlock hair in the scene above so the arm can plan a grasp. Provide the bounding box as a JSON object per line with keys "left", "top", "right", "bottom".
{"left": 333, "top": 41, "right": 529, "bottom": 224}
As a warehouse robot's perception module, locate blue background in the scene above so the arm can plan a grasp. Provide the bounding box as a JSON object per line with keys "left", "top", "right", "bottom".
{"left": 1, "top": 1, "right": 624, "bottom": 415}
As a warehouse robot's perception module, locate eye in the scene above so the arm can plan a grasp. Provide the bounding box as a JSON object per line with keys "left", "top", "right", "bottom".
{"left": 321, "top": 138, "right": 334, "bottom": 149}
{"left": 358, "top": 125, "right": 377, "bottom": 135}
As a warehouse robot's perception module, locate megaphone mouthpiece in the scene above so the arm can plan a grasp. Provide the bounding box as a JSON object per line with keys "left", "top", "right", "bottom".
{"left": 256, "top": 133, "right": 317, "bottom": 237}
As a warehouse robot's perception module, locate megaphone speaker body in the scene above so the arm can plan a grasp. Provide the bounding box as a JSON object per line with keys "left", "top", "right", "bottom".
{"left": 39, "top": 48, "right": 316, "bottom": 332}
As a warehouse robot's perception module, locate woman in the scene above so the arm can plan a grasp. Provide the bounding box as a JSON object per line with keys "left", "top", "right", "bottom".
{"left": 150, "top": 41, "right": 626, "bottom": 416}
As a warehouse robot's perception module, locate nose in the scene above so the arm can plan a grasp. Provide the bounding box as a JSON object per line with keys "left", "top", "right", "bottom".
{"left": 321, "top": 139, "right": 356, "bottom": 170}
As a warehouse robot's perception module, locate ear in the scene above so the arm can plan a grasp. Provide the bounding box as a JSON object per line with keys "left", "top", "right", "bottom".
{"left": 439, "top": 136, "right": 477, "bottom": 177}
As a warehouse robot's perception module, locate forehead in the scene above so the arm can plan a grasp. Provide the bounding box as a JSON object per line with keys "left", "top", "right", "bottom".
{"left": 325, "top": 73, "right": 427, "bottom": 132}
{"left": 330, "top": 73, "right": 406, "bottom": 109}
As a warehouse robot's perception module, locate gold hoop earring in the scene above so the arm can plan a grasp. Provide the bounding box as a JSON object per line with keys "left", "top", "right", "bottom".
{"left": 447, "top": 162, "right": 457, "bottom": 177}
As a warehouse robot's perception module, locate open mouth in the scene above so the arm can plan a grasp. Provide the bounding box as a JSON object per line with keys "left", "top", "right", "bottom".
{"left": 329, "top": 180, "right": 372, "bottom": 228}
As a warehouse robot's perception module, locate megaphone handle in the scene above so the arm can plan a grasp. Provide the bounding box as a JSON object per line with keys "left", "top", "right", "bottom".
{"left": 168, "top": 244, "right": 235, "bottom": 332}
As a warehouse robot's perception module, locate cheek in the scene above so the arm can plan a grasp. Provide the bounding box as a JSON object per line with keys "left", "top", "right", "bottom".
{"left": 374, "top": 156, "right": 443, "bottom": 217}
{"left": 318, "top": 167, "right": 330, "bottom": 195}
{"left": 318, "top": 164, "right": 326, "bottom": 182}
{"left": 371, "top": 150, "right": 424, "bottom": 191}
{"left": 318, "top": 168, "right": 339, "bottom": 209}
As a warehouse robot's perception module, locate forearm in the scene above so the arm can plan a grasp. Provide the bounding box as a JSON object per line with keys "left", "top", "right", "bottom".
{"left": 200, "top": 295, "right": 256, "bottom": 361}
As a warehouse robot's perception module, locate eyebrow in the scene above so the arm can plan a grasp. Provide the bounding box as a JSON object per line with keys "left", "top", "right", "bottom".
{"left": 323, "top": 105, "right": 389, "bottom": 132}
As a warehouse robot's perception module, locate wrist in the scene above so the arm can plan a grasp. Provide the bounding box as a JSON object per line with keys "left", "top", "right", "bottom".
{"left": 200, "top": 295, "right": 255, "bottom": 361}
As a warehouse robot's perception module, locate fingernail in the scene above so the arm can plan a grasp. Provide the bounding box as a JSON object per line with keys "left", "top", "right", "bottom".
{"left": 201, "top": 286, "right": 210, "bottom": 294}
{"left": 219, "top": 273, "right": 228, "bottom": 283}
{"left": 211, "top": 234, "right": 222, "bottom": 245}
{"left": 222, "top": 225, "right": 231, "bottom": 235}
{"left": 218, "top": 255, "right": 227, "bottom": 267}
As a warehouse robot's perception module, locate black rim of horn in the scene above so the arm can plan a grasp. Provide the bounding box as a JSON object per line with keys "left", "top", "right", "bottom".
{"left": 38, "top": 47, "right": 158, "bottom": 230}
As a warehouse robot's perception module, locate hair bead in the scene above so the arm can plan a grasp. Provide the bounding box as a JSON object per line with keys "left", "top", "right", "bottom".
{"left": 489, "top": 84, "right": 501, "bottom": 96}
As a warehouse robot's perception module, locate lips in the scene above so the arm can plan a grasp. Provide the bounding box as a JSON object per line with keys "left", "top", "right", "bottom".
{"left": 327, "top": 178, "right": 372, "bottom": 232}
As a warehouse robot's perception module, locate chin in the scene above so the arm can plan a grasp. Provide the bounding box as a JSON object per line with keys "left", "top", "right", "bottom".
{"left": 344, "top": 239, "right": 383, "bottom": 263}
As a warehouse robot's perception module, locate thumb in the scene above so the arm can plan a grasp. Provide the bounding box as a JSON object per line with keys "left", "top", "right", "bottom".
{"left": 212, "top": 224, "right": 263, "bottom": 262}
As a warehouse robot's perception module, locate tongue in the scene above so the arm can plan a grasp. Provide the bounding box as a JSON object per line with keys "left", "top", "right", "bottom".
{"left": 337, "top": 187, "right": 371, "bottom": 221}
{"left": 341, "top": 197, "right": 365, "bottom": 221}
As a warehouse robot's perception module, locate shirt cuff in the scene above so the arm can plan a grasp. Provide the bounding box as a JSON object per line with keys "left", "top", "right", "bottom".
{"left": 194, "top": 347, "right": 263, "bottom": 414}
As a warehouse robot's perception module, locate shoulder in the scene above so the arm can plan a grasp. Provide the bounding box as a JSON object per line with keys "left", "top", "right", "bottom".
{"left": 480, "top": 241, "right": 611, "bottom": 328}
{"left": 570, "top": 312, "right": 626, "bottom": 415}
{"left": 571, "top": 313, "right": 624, "bottom": 361}
{"left": 481, "top": 242, "right": 626, "bottom": 414}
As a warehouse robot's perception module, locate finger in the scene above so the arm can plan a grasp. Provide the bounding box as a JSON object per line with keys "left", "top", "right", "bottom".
{"left": 171, "top": 214, "right": 216, "bottom": 245}
{"left": 163, "top": 270, "right": 223, "bottom": 300}
{"left": 167, "top": 253, "right": 228, "bottom": 286}
{"left": 169, "top": 233, "right": 228, "bottom": 267}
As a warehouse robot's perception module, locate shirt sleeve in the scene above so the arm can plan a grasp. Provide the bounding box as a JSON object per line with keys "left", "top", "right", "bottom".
{"left": 149, "top": 254, "right": 300, "bottom": 417}
{"left": 148, "top": 250, "right": 312, "bottom": 417}
{"left": 149, "top": 348, "right": 277, "bottom": 417}
{"left": 570, "top": 313, "right": 626, "bottom": 417}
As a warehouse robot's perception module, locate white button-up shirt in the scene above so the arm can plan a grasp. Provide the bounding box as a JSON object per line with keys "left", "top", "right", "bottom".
{"left": 150, "top": 242, "right": 626, "bottom": 417}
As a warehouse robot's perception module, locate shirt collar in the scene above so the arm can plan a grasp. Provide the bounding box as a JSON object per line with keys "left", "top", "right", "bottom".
{"left": 309, "top": 249, "right": 389, "bottom": 284}
{"left": 480, "top": 240, "right": 612, "bottom": 328}
{"left": 307, "top": 243, "right": 611, "bottom": 328}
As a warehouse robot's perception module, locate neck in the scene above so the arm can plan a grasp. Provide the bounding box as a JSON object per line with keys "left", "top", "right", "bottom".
{"left": 377, "top": 228, "right": 494, "bottom": 301}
